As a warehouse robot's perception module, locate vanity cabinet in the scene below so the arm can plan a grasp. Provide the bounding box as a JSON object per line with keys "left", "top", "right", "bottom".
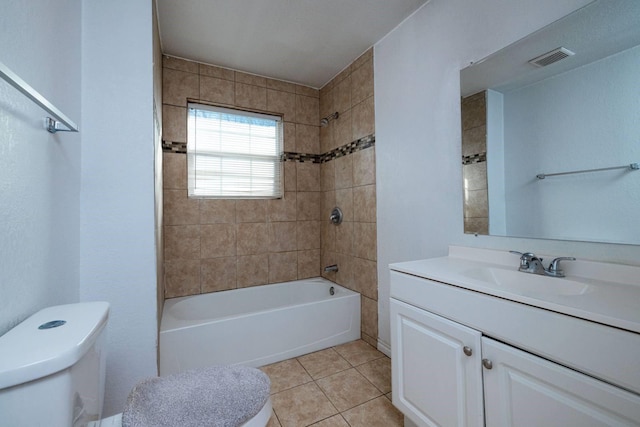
{"left": 390, "top": 270, "right": 640, "bottom": 427}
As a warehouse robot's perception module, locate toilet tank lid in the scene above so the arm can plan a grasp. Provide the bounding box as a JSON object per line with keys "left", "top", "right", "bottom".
{"left": 0, "top": 302, "right": 110, "bottom": 390}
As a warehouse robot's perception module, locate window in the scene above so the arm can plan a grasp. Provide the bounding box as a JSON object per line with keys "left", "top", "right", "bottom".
{"left": 187, "top": 103, "right": 283, "bottom": 199}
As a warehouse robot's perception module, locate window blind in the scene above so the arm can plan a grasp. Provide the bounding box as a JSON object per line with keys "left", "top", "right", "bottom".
{"left": 187, "top": 103, "right": 283, "bottom": 199}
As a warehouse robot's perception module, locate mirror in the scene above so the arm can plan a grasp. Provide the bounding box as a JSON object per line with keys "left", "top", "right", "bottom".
{"left": 460, "top": 0, "right": 640, "bottom": 245}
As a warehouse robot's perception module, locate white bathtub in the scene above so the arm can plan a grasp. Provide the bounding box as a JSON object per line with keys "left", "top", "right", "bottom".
{"left": 159, "top": 277, "right": 361, "bottom": 376}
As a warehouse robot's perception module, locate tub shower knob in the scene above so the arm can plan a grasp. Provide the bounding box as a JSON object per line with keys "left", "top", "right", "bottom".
{"left": 329, "top": 207, "right": 343, "bottom": 225}
{"left": 463, "top": 346, "right": 473, "bottom": 356}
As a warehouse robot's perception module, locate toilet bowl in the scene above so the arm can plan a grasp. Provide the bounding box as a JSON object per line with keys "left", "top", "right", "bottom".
{"left": 0, "top": 302, "right": 271, "bottom": 427}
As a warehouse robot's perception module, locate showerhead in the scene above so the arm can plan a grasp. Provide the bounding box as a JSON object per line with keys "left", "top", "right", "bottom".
{"left": 320, "top": 111, "right": 339, "bottom": 127}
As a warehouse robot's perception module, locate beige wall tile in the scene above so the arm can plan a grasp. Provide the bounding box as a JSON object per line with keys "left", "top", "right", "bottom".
{"left": 164, "top": 189, "right": 199, "bottom": 225}
{"left": 352, "top": 96, "right": 375, "bottom": 141}
{"left": 201, "top": 257, "right": 237, "bottom": 293}
{"left": 237, "top": 254, "right": 269, "bottom": 288}
{"left": 163, "top": 152, "right": 187, "bottom": 189}
{"left": 236, "top": 82, "right": 267, "bottom": 110}
{"left": 200, "top": 75, "right": 235, "bottom": 105}
{"left": 321, "top": 161, "right": 336, "bottom": 192}
{"left": 236, "top": 222, "right": 269, "bottom": 255}
{"left": 200, "top": 199, "right": 236, "bottom": 223}
{"left": 321, "top": 222, "right": 336, "bottom": 253}
{"left": 296, "top": 84, "right": 319, "bottom": 98}
{"left": 164, "top": 225, "right": 200, "bottom": 260}
{"left": 461, "top": 92, "right": 486, "bottom": 130}
{"left": 284, "top": 161, "right": 297, "bottom": 192}
{"left": 334, "top": 109, "right": 352, "bottom": 149}
{"left": 268, "top": 192, "right": 297, "bottom": 222}
{"left": 335, "top": 188, "right": 353, "bottom": 223}
{"left": 351, "top": 58, "right": 374, "bottom": 106}
{"left": 267, "top": 78, "right": 296, "bottom": 93}
{"left": 296, "top": 162, "right": 320, "bottom": 192}
{"left": 352, "top": 257, "right": 377, "bottom": 300}
{"left": 462, "top": 125, "right": 486, "bottom": 156}
{"left": 163, "top": 56, "right": 198, "bottom": 73}
{"left": 353, "top": 222, "right": 377, "bottom": 261}
{"left": 164, "top": 259, "right": 200, "bottom": 298}
{"left": 269, "top": 222, "right": 297, "bottom": 252}
{"left": 464, "top": 217, "right": 489, "bottom": 235}
{"left": 236, "top": 199, "right": 267, "bottom": 223}
{"left": 236, "top": 72, "right": 266, "bottom": 87}
{"left": 295, "top": 124, "right": 319, "bottom": 154}
{"left": 296, "top": 95, "right": 319, "bottom": 126}
{"left": 333, "top": 66, "right": 352, "bottom": 87}
{"left": 335, "top": 253, "right": 354, "bottom": 290}
{"left": 361, "top": 296, "right": 378, "bottom": 339}
{"left": 163, "top": 68, "right": 198, "bottom": 106}
{"left": 361, "top": 333, "right": 378, "bottom": 350}
{"left": 464, "top": 189, "right": 488, "bottom": 218}
{"left": 162, "top": 105, "right": 186, "bottom": 143}
{"left": 322, "top": 190, "right": 336, "bottom": 219}
{"left": 296, "top": 221, "right": 320, "bottom": 250}
{"left": 352, "top": 147, "right": 375, "bottom": 186}
{"left": 353, "top": 185, "right": 376, "bottom": 223}
{"left": 463, "top": 163, "right": 488, "bottom": 191}
{"left": 297, "top": 192, "right": 321, "bottom": 220}
{"left": 352, "top": 48, "right": 373, "bottom": 71}
{"left": 284, "top": 122, "right": 296, "bottom": 152}
{"left": 334, "top": 76, "right": 352, "bottom": 114}
{"left": 319, "top": 87, "right": 334, "bottom": 119}
{"left": 268, "top": 252, "right": 298, "bottom": 283}
{"left": 298, "top": 249, "right": 320, "bottom": 279}
{"left": 320, "top": 122, "right": 333, "bottom": 154}
{"left": 335, "top": 221, "right": 353, "bottom": 255}
{"left": 334, "top": 155, "right": 353, "bottom": 190}
{"left": 201, "top": 223, "right": 236, "bottom": 258}
{"left": 199, "top": 63, "right": 234, "bottom": 80}
{"left": 267, "top": 89, "right": 296, "bottom": 122}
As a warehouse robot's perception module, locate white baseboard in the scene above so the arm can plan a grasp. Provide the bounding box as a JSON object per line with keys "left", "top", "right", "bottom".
{"left": 377, "top": 339, "right": 391, "bottom": 357}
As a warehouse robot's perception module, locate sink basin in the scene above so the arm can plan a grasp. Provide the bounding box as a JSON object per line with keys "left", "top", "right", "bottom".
{"left": 463, "top": 267, "right": 592, "bottom": 296}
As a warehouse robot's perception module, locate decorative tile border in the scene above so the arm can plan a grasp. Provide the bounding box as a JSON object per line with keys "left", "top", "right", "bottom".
{"left": 462, "top": 152, "right": 486, "bottom": 165}
{"left": 164, "top": 134, "right": 376, "bottom": 164}
{"left": 163, "top": 140, "right": 187, "bottom": 153}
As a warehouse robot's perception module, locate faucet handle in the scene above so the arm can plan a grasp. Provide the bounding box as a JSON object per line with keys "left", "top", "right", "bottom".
{"left": 547, "top": 257, "right": 576, "bottom": 277}
{"left": 510, "top": 251, "right": 541, "bottom": 268}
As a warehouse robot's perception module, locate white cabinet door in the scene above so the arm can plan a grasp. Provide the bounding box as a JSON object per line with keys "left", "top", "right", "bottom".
{"left": 482, "top": 337, "right": 640, "bottom": 426}
{"left": 391, "top": 299, "right": 484, "bottom": 427}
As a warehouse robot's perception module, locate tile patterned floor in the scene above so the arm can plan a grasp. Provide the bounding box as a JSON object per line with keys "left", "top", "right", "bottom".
{"left": 260, "top": 340, "right": 404, "bottom": 427}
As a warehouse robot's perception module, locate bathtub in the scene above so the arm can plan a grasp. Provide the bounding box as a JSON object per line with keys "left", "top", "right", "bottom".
{"left": 159, "top": 277, "right": 361, "bottom": 376}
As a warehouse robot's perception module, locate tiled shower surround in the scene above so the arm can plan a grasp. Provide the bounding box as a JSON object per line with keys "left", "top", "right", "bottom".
{"left": 461, "top": 91, "right": 489, "bottom": 235}
{"left": 162, "top": 49, "right": 378, "bottom": 344}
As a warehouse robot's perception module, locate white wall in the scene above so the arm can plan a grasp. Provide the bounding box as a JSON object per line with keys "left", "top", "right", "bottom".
{"left": 80, "top": 0, "right": 158, "bottom": 415}
{"left": 372, "top": 0, "right": 640, "bottom": 351}
{"left": 0, "top": 0, "right": 81, "bottom": 335}
{"left": 500, "top": 45, "right": 640, "bottom": 243}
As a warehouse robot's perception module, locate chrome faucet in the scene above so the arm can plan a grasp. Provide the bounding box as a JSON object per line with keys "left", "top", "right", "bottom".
{"left": 324, "top": 264, "right": 339, "bottom": 273}
{"left": 510, "top": 251, "right": 575, "bottom": 278}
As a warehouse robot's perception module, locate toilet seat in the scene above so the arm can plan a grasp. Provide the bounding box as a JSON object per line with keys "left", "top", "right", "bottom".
{"left": 88, "top": 397, "right": 272, "bottom": 427}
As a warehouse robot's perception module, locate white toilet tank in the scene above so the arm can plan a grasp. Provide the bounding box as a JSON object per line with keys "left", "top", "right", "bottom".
{"left": 0, "top": 302, "right": 110, "bottom": 427}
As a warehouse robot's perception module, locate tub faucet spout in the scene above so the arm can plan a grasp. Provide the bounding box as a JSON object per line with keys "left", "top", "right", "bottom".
{"left": 324, "top": 264, "right": 339, "bottom": 273}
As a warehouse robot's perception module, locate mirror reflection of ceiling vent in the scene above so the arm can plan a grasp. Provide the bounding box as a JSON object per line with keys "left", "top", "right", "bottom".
{"left": 528, "top": 47, "right": 575, "bottom": 67}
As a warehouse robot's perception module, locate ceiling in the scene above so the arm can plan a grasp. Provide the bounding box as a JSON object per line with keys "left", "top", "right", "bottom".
{"left": 156, "top": 0, "right": 429, "bottom": 89}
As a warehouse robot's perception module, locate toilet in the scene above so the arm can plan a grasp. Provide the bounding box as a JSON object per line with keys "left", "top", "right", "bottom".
{"left": 0, "top": 302, "right": 272, "bottom": 427}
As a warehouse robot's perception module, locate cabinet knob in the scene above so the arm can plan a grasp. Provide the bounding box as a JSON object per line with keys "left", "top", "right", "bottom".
{"left": 482, "top": 359, "right": 493, "bottom": 370}
{"left": 463, "top": 346, "right": 473, "bottom": 356}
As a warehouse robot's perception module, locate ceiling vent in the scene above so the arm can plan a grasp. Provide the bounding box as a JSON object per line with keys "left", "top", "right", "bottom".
{"left": 528, "top": 47, "right": 575, "bottom": 67}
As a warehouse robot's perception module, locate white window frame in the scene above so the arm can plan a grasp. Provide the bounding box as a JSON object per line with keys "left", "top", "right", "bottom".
{"left": 187, "top": 103, "right": 283, "bottom": 199}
